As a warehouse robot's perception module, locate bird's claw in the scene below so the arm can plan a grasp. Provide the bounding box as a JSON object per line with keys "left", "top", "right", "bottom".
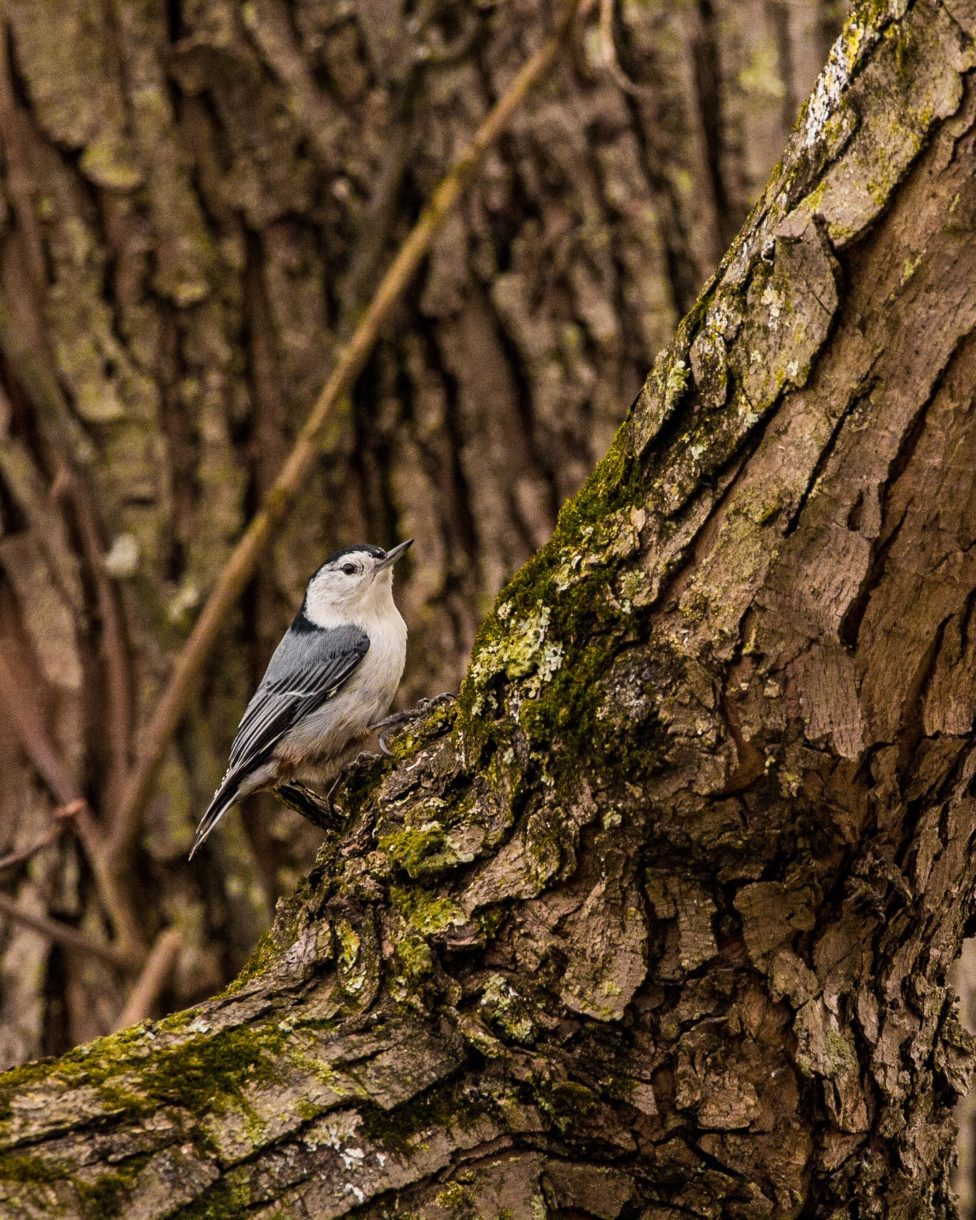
{"left": 370, "top": 691, "right": 457, "bottom": 734}
{"left": 371, "top": 692, "right": 457, "bottom": 755}
{"left": 274, "top": 782, "right": 344, "bottom": 833}
{"left": 425, "top": 691, "right": 458, "bottom": 710}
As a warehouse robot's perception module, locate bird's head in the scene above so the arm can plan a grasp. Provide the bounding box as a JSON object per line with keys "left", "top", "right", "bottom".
{"left": 303, "top": 539, "right": 412, "bottom": 627}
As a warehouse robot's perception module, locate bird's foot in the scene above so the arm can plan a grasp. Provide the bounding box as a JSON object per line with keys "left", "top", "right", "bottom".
{"left": 371, "top": 692, "right": 456, "bottom": 731}
{"left": 274, "top": 782, "right": 345, "bottom": 833}
{"left": 371, "top": 692, "right": 457, "bottom": 754}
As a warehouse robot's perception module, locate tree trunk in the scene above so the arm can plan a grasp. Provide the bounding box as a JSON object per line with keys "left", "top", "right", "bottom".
{"left": 0, "top": 0, "right": 841, "bottom": 1060}
{"left": 2, "top": 0, "right": 976, "bottom": 1215}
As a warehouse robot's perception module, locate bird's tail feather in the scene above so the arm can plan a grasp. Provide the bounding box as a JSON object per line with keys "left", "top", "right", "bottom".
{"left": 189, "top": 772, "right": 241, "bottom": 860}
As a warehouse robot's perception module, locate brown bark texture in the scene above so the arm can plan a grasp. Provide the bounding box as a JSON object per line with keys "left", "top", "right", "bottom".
{"left": 2, "top": 0, "right": 976, "bottom": 1216}
{"left": 0, "top": 0, "right": 841, "bottom": 1061}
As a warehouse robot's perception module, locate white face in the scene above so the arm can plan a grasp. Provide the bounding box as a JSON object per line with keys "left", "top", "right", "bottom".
{"left": 304, "top": 543, "right": 410, "bottom": 627}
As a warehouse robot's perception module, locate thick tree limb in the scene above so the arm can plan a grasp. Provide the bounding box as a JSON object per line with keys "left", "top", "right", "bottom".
{"left": 2, "top": 1, "right": 976, "bottom": 1216}
{"left": 0, "top": 0, "right": 842, "bottom": 1063}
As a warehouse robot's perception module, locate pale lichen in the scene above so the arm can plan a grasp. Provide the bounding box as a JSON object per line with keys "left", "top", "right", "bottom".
{"left": 466, "top": 606, "right": 565, "bottom": 713}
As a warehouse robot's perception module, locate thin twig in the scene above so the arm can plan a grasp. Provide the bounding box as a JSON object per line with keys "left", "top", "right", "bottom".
{"left": 55, "top": 464, "right": 134, "bottom": 811}
{"left": 110, "top": 0, "right": 583, "bottom": 864}
{"left": 598, "top": 0, "right": 652, "bottom": 97}
{"left": 0, "top": 649, "right": 77, "bottom": 806}
{"left": 112, "top": 927, "right": 183, "bottom": 1031}
{"left": 0, "top": 33, "right": 46, "bottom": 291}
{"left": 0, "top": 648, "right": 144, "bottom": 957}
{"left": 0, "top": 799, "right": 83, "bottom": 873}
{"left": 0, "top": 829, "right": 60, "bottom": 873}
{"left": 0, "top": 891, "right": 131, "bottom": 969}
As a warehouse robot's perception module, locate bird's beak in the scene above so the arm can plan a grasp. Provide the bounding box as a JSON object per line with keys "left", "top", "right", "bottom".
{"left": 377, "top": 538, "right": 413, "bottom": 569}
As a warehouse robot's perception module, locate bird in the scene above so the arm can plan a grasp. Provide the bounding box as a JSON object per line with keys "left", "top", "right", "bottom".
{"left": 189, "top": 539, "right": 412, "bottom": 859}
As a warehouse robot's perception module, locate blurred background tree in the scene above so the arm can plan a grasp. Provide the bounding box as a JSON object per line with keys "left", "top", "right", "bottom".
{"left": 0, "top": 0, "right": 843, "bottom": 1060}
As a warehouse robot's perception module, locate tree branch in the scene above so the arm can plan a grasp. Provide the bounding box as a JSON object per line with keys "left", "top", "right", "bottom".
{"left": 0, "top": 651, "right": 77, "bottom": 808}
{"left": 0, "top": 800, "right": 82, "bottom": 874}
{"left": 0, "top": 651, "right": 144, "bottom": 957}
{"left": 0, "top": 893, "right": 131, "bottom": 970}
{"left": 112, "top": 928, "right": 183, "bottom": 1031}
{"left": 51, "top": 465, "right": 134, "bottom": 812}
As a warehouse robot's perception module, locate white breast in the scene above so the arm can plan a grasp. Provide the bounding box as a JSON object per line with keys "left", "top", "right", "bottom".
{"left": 344, "top": 605, "right": 408, "bottom": 724}
{"left": 278, "top": 577, "right": 407, "bottom": 769}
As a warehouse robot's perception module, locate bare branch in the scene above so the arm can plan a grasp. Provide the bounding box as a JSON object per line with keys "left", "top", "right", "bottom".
{"left": 0, "top": 650, "right": 145, "bottom": 956}
{"left": 112, "top": 928, "right": 183, "bottom": 1031}
{"left": 52, "top": 465, "right": 134, "bottom": 811}
{"left": 0, "top": 892, "right": 131, "bottom": 970}
{"left": 0, "top": 799, "right": 83, "bottom": 873}
{"left": 0, "top": 650, "right": 77, "bottom": 807}
{"left": 598, "top": 0, "right": 652, "bottom": 97}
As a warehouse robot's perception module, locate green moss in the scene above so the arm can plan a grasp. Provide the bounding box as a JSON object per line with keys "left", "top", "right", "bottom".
{"left": 0, "top": 1027, "right": 147, "bottom": 1121}
{"left": 479, "top": 974, "right": 535, "bottom": 1042}
{"left": 454, "top": 380, "right": 680, "bottom": 796}
{"left": 0, "top": 1152, "right": 152, "bottom": 1218}
{"left": 359, "top": 1081, "right": 482, "bottom": 1158}
{"left": 178, "top": 1172, "right": 253, "bottom": 1220}
{"left": 468, "top": 606, "right": 563, "bottom": 702}
{"left": 435, "top": 1181, "right": 472, "bottom": 1210}
{"left": 295, "top": 1099, "right": 320, "bottom": 1122}
{"left": 233, "top": 924, "right": 286, "bottom": 987}
{"left": 76, "top": 1165, "right": 139, "bottom": 1218}
{"left": 0, "top": 1018, "right": 291, "bottom": 1135}
{"left": 536, "top": 1078, "right": 598, "bottom": 1134}
{"left": 663, "top": 357, "right": 690, "bottom": 411}
{"left": 147, "top": 1024, "right": 288, "bottom": 1113}
{"left": 386, "top": 699, "right": 457, "bottom": 760}
{"left": 378, "top": 821, "right": 455, "bottom": 878}
{"left": 394, "top": 933, "right": 434, "bottom": 983}
{"left": 549, "top": 423, "right": 645, "bottom": 547}
{"left": 336, "top": 920, "right": 361, "bottom": 973}
{"left": 461, "top": 553, "right": 624, "bottom": 761}
{"left": 392, "top": 888, "right": 465, "bottom": 937}
{"left": 0, "top": 1153, "right": 64, "bottom": 1184}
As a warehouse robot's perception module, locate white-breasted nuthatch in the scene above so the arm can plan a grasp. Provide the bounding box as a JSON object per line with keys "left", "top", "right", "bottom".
{"left": 189, "top": 539, "right": 412, "bottom": 858}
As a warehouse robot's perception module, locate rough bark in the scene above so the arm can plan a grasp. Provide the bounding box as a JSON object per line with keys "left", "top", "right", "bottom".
{"left": 2, "top": 0, "right": 976, "bottom": 1215}
{"left": 0, "top": 0, "right": 841, "bottom": 1060}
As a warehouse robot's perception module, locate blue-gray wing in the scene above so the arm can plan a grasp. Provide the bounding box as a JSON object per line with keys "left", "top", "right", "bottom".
{"left": 227, "top": 623, "right": 369, "bottom": 774}
{"left": 189, "top": 623, "right": 369, "bottom": 860}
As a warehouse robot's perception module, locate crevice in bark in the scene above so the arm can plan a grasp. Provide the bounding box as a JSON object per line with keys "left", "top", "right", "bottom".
{"left": 692, "top": 0, "right": 734, "bottom": 251}
{"left": 783, "top": 379, "right": 875, "bottom": 541}
{"left": 621, "top": 89, "right": 700, "bottom": 319}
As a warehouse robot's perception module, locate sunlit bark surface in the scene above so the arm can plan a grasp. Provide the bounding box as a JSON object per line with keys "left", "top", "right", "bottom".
{"left": 2, "top": 1, "right": 976, "bottom": 1215}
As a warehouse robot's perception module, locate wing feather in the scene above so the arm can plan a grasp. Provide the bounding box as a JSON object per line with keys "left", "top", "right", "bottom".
{"left": 189, "top": 623, "right": 369, "bottom": 858}
{"left": 227, "top": 625, "right": 369, "bottom": 774}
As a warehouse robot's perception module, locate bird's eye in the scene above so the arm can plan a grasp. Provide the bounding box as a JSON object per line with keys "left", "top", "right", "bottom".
{"left": 341, "top": 564, "right": 357, "bottom": 576}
